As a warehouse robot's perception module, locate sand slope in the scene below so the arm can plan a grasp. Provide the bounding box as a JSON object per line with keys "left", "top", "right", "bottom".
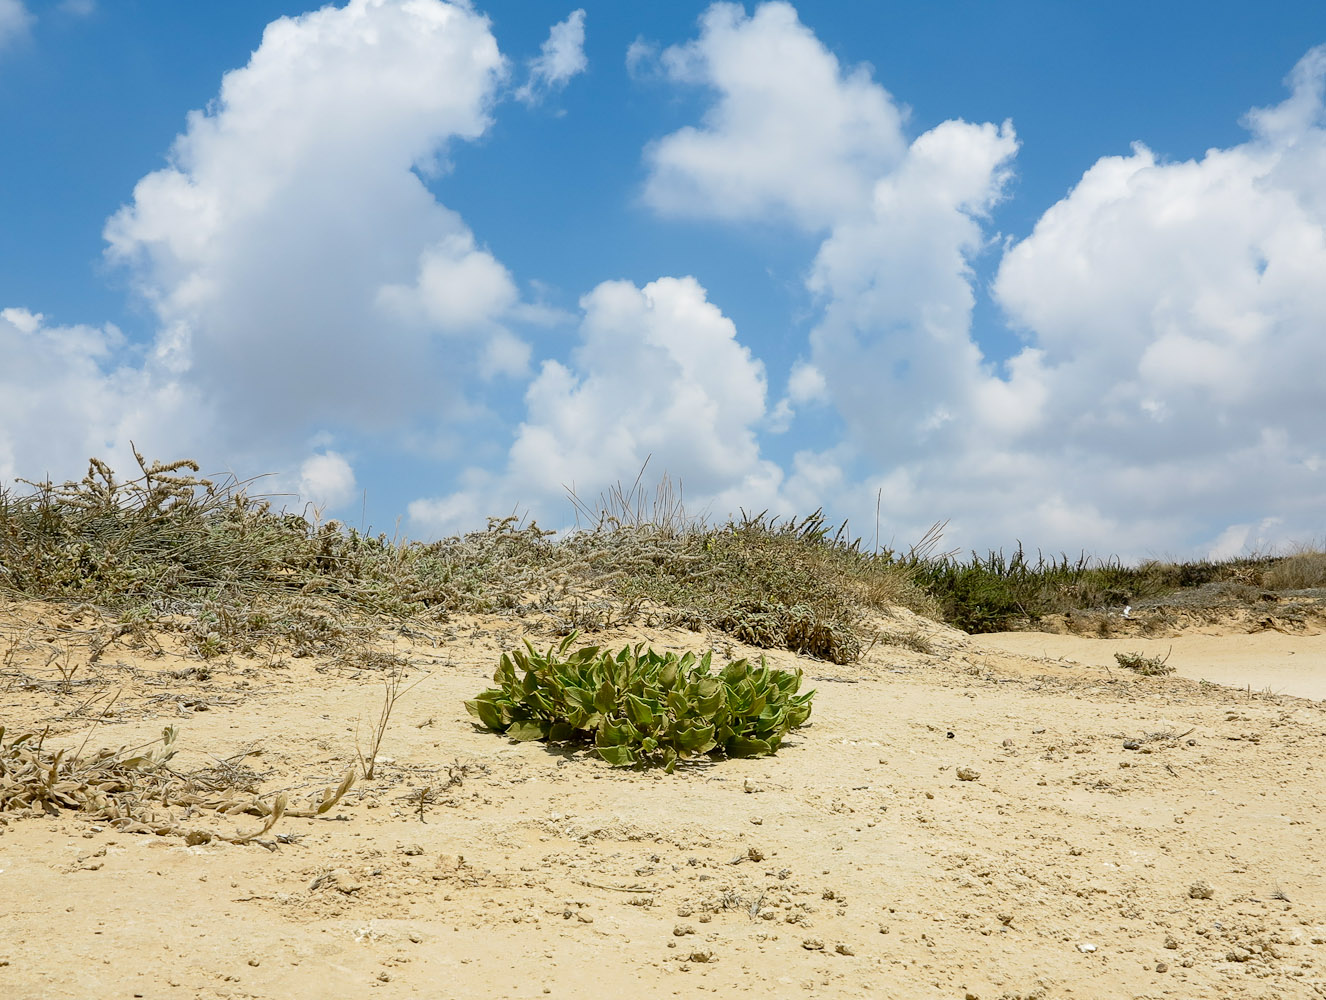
{"left": 980, "top": 630, "right": 1326, "bottom": 702}
{"left": 2, "top": 603, "right": 1326, "bottom": 999}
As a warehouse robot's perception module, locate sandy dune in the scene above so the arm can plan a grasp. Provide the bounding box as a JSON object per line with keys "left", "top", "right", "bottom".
{"left": 3, "top": 602, "right": 1326, "bottom": 999}
{"left": 980, "top": 630, "right": 1326, "bottom": 702}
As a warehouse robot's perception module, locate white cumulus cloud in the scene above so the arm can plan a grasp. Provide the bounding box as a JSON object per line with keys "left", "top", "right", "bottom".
{"left": 0, "top": 308, "right": 198, "bottom": 486}
{"left": 637, "top": 7, "right": 1326, "bottom": 558}
{"left": 642, "top": 1, "right": 907, "bottom": 231}
{"left": 103, "top": 0, "right": 515, "bottom": 441}
{"left": 986, "top": 43, "right": 1326, "bottom": 553}
{"left": 516, "top": 8, "right": 587, "bottom": 104}
{"left": 409, "top": 275, "right": 785, "bottom": 535}
{"left": 4, "top": 0, "right": 528, "bottom": 518}
{"left": 298, "top": 450, "right": 358, "bottom": 510}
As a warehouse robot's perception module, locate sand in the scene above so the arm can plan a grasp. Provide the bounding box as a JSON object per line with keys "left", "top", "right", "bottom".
{"left": 980, "top": 630, "right": 1326, "bottom": 702}
{"left": 3, "top": 601, "right": 1326, "bottom": 999}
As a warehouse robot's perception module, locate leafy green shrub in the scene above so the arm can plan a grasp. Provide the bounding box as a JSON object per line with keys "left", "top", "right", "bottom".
{"left": 465, "top": 636, "right": 815, "bottom": 771}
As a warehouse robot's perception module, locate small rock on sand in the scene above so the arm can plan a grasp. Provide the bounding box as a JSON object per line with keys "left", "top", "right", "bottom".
{"left": 1188, "top": 881, "right": 1214, "bottom": 900}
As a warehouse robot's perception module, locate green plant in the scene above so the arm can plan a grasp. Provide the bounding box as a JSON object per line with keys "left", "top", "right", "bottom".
{"left": 465, "top": 636, "right": 814, "bottom": 772}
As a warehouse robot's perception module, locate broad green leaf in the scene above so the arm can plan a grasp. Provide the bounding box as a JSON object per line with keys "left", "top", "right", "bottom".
{"left": 507, "top": 721, "right": 547, "bottom": 742}
{"left": 625, "top": 693, "right": 655, "bottom": 728}
{"left": 464, "top": 695, "right": 506, "bottom": 731}
{"left": 596, "top": 745, "right": 636, "bottom": 767}
{"left": 727, "top": 736, "right": 772, "bottom": 758}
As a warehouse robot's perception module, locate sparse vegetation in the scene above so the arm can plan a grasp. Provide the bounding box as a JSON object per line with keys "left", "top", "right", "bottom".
{"left": 465, "top": 636, "right": 814, "bottom": 771}
{"left": 0, "top": 724, "right": 354, "bottom": 843}
{"left": 911, "top": 544, "right": 1301, "bottom": 633}
{"left": 0, "top": 454, "right": 932, "bottom": 664}
{"left": 356, "top": 664, "right": 428, "bottom": 779}
{"left": 1114, "top": 649, "right": 1175, "bottom": 676}
{"left": 1, "top": 454, "right": 1323, "bottom": 656}
{"left": 1263, "top": 549, "right": 1326, "bottom": 591}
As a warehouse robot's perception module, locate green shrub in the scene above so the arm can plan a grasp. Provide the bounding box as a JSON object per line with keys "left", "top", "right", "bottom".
{"left": 465, "top": 636, "right": 815, "bottom": 771}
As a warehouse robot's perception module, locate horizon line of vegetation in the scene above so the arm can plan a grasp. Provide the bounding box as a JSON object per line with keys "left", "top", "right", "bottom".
{"left": 1, "top": 454, "right": 1321, "bottom": 651}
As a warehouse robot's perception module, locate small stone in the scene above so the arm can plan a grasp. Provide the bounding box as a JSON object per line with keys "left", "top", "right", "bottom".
{"left": 673, "top": 924, "right": 696, "bottom": 937}
{"left": 377, "top": 972, "right": 391, "bottom": 982}
{"left": 1123, "top": 740, "right": 1140, "bottom": 750}
{"left": 1188, "top": 881, "right": 1214, "bottom": 900}
{"left": 1076, "top": 942, "right": 1097, "bottom": 954}
{"left": 1155, "top": 961, "right": 1168, "bottom": 973}
{"left": 329, "top": 869, "right": 362, "bottom": 894}
{"left": 834, "top": 943, "right": 854, "bottom": 956}
{"left": 743, "top": 779, "right": 756, "bottom": 793}
{"left": 747, "top": 846, "right": 765, "bottom": 862}
{"left": 676, "top": 905, "right": 693, "bottom": 917}
{"left": 576, "top": 913, "right": 593, "bottom": 924}
{"left": 247, "top": 959, "right": 260, "bottom": 967}
{"left": 407, "top": 933, "right": 423, "bottom": 944}
{"left": 956, "top": 767, "right": 980, "bottom": 781}
{"left": 401, "top": 844, "right": 424, "bottom": 856}
{"left": 1227, "top": 946, "right": 1253, "bottom": 963}
{"left": 1164, "top": 934, "right": 1179, "bottom": 950}
{"left": 878, "top": 925, "right": 890, "bottom": 934}
{"left": 687, "top": 950, "right": 716, "bottom": 964}
{"left": 750, "top": 816, "right": 763, "bottom": 825}
{"left": 997, "top": 912, "right": 1013, "bottom": 926}
{"left": 802, "top": 938, "right": 824, "bottom": 951}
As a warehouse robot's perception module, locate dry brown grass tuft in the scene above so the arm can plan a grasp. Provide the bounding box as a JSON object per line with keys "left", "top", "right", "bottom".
{"left": 1263, "top": 550, "right": 1326, "bottom": 591}
{"left": 0, "top": 724, "right": 354, "bottom": 845}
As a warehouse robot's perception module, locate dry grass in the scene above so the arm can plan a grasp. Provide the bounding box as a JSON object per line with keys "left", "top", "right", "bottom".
{"left": 0, "top": 455, "right": 934, "bottom": 666}
{"left": 1263, "top": 550, "right": 1326, "bottom": 591}
{"left": 0, "top": 723, "right": 354, "bottom": 845}
{"left": 1114, "top": 649, "right": 1175, "bottom": 677}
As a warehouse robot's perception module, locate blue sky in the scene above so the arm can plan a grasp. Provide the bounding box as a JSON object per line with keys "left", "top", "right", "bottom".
{"left": 2, "top": 0, "right": 1325, "bottom": 559}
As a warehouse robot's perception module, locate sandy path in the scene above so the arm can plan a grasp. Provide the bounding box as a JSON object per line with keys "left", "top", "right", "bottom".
{"left": 4, "top": 608, "right": 1326, "bottom": 998}
{"left": 978, "top": 631, "right": 1326, "bottom": 701}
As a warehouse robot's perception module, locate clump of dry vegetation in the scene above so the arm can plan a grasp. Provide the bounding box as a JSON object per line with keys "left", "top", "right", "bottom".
{"left": 0, "top": 454, "right": 932, "bottom": 666}
{"left": 0, "top": 723, "right": 353, "bottom": 844}
{"left": 3, "top": 453, "right": 1321, "bottom": 660}
{"left": 1262, "top": 548, "right": 1326, "bottom": 591}
{"left": 1113, "top": 649, "right": 1175, "bottom": 676}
